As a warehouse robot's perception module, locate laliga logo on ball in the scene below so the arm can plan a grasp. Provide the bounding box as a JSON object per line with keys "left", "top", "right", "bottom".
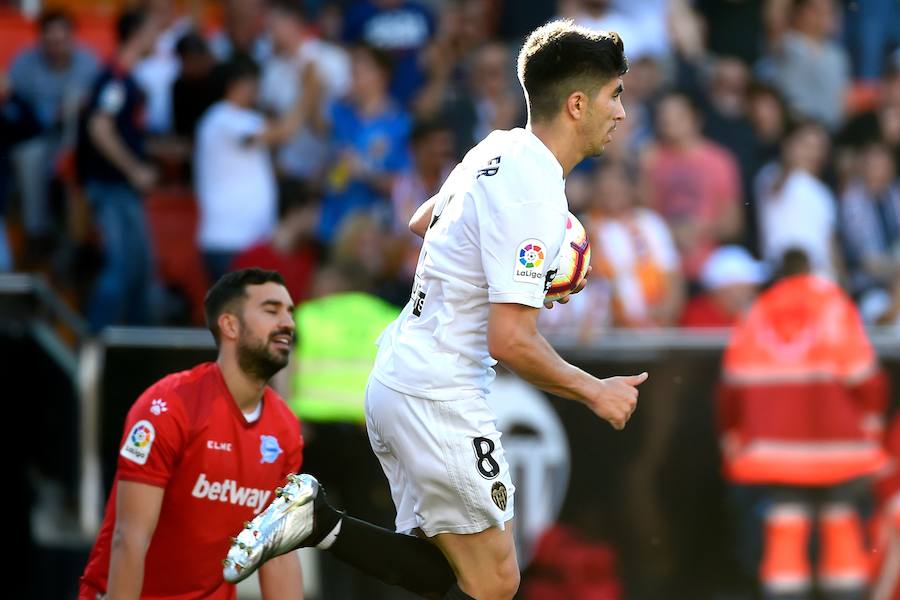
{"left": 545, "top": 212, "right": 591, "bottom": 303}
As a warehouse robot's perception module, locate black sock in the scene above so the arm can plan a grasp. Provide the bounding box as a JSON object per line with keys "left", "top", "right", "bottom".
{"left": 443, "top": 582, "right": 476, "bottom": 599}
{"left": 329, "top": 516, "right": 457, "bottom": 597}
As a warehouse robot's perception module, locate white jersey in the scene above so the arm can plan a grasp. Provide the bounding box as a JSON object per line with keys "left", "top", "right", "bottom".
{"left": 372, "top": 128, "right": 568, "bottom": 400}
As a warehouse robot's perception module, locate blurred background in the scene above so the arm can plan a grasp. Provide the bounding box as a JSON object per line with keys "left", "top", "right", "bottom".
{"left": 3, "top": 0, "right": 900, "bottom": 598}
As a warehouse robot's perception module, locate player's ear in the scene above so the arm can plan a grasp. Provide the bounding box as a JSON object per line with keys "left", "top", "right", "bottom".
{"left": 218, "top": 312, "right": 240, "bottom": 342}
{"left": 566, "top": 91, "right": 587, "bottom": 121}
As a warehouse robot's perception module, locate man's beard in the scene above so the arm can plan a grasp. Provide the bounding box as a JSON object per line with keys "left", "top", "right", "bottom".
{"left": 236, "top": 332, "right": 289, "bottom": 382}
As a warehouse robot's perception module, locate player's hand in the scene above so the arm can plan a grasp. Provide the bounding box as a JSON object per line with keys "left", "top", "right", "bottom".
{"left": 585, "top": 372, "right": 648, "bottom": 430}
{"left": 543, "top": 266, "right": 591, "bottom": 309}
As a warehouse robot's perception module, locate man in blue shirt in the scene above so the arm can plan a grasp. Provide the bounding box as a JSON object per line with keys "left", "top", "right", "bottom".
{"left": 76, "top": 9, "right": 161, "bottom": 331}
{"left": 9, "top": 9, "right": 99, "bottom": 240}
{"left": 320, "top": 44, "right": 410, "bottom": 243}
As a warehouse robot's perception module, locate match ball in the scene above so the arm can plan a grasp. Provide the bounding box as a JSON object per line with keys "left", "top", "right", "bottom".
{"left": 545, "top": 212, "right": 591, "bottom": 304}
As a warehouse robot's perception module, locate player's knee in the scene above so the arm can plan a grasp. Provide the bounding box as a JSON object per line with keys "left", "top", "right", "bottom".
{"left": 459, "top": 560, "right": 520, "bottom": 600}
{"left": 498, "top": 562, "right": 521, "bottom": 598}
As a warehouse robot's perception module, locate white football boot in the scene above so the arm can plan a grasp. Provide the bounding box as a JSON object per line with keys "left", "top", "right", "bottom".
{"left": 222, "top": 473, "right": 323, "bottom": 583}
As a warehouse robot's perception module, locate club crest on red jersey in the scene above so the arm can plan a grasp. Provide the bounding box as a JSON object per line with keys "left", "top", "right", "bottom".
{"left": 260, "top": 435, "right": 282, "bottom": 464}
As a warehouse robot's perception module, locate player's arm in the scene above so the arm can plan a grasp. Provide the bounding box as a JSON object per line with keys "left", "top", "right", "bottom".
{"left": 409, "top": 195, "right": 436, "bottom": 238}
{"left": 106, "top": 481, "right": 165, "bottom": 600}
{"left": 259, "top": 550, "right": 304, "bottom": 599}
{"left": 488, "top": 302, "right": 647, "bottom": 430}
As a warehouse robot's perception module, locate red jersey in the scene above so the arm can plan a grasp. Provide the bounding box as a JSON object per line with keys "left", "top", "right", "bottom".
{"left": 80, "top": 362, "right": 303, "bottom": 600}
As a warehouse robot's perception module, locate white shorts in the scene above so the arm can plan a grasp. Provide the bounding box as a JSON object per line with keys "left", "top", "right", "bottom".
{"left": 365, "top": 376, "right": 515, "bottom": 537}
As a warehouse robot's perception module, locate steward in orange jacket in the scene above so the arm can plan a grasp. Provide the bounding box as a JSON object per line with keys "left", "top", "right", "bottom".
{"left": 718, "top": 250, "right": 888, "bottom": 599}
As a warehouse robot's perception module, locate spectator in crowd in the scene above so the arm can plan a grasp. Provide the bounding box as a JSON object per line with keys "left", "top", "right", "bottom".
{"left": 465, "top": 42, "right": 525, "bottom": 146}
{"left": 0, "top": 72, "right": 42, "bottom": 272}
{"left": 842, "top": 0, "right": 899, "bottom": 83}
{"left": 600, "top": 55, "right": 664, "bottom": 165}
{"left": 840, "top": 141, "right": 900, "bottom": 321}
{"left": 231, "top": 184, "right": 321, "bottom": 303}
{"left": 390, "top": 118, "right": 454, "bottom": 281}
{"left": 329, "top": 211, "right": 409, "bottom": 307}
{"left": 491, "top": 0, "right": 556, "bottom": 43}
{"left": 747, "top": 82, "right": 791, "bottom": 169}
{"left": 9, "top": 9, "right": 99, "bottom": 243}
{"left": 132, "top": 0, "right": 194, "bottom": 135}
{"left": 259, "top": 0, "right": 350, "bottom": 192}
{"left": 680, "top": 245, "right": 767, "bottom": 328}
{"left": 170, "top": 31, "right": 218, "bottom": 141}
{"left": 319, "top": 44, "right": 410, "bottom": 244}
{"left": 537, "top": 276, "right": 612, "bottom": 345}
{"left": 411, "top": 0, "right": 495, "bottom": 157}
{"left": 76, "top": 9, "right": 162, "bottom": 332}
{"left": 699, "top": 57, "right": 760, "bottom": 248}
{"left": 839, "top": 56, "right": 900, "bottom": 174}
{"left": 641, "top": 91, "right": 743, "bottom": 283}
{"left": 718, "top": 248, "right": 888, "bottom": 599}
{"left": 559, "top": 0, "right": 660, "bottom": 62}
{"left": 694, "top": 0, "right": 769, "bottom": 65}
{"left": 755, "top": 119, "right": 840, "bottom": 279}
{"left": 417, "top": 39, "right": 523, "bottom": 161}
{"left": 194, "top": 56, "right": 311, "bottom": 283}
{"left": 342, "top": 0, "right": 436, "bottom": 104}
{"left": 587, "top": 161, "right": 684, "bottom": 328}
{"left": 208, "top": 0, "right": 271, "bottom": 64}
{"left": 757, "top": 0, "right": 850, "bottom": 130}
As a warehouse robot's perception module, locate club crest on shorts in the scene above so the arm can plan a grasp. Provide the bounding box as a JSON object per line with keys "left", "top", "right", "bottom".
{"left": 491, "top": 482, "right": 508, "bottom": 511}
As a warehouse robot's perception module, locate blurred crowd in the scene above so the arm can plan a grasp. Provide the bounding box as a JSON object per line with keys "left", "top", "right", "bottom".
{"left": 1, "top": 0, "right": 900, "bottom": 335}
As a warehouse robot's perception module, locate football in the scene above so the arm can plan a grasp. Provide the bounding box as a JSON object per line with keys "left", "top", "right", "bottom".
{"left": 544, "top": 212, "right": 592, "bottom": 304}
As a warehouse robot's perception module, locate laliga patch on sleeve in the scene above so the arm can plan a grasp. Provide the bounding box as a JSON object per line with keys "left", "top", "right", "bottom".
{"left": 513, "top": 239, "right": 547, "bottom": 284}
{"left": 120, "top": 419, "right": 156, "bottom": 465}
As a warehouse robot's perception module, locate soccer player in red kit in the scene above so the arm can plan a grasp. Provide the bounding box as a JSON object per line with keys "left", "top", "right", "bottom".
{"left": 80, "top": 268, "right": 304, "bottom": 600}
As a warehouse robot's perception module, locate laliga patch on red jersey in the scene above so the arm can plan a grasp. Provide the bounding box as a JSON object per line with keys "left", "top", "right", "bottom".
{"left": 514, "top": 239, "right": 547, "bottom": 284}
{"left": 121, "top": 419, "right": 155, "bottom": 465}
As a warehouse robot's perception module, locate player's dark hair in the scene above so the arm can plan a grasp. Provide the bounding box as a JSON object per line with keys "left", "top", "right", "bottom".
{"left": 39, "top": 9, "right": 74, "bottom": 32}
{"left": 116, "top": 8, "right": 149, "bottom": 45}
{"left": 204, "top": 268, "right": 287, "bottom": 345}
{"left": 517, "top": 19, "right": 628, "bottom": 123}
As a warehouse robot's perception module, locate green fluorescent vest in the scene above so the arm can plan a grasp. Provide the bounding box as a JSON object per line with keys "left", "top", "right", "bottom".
{"left": 291, "top": 292, "right": 400, "bottom": 422}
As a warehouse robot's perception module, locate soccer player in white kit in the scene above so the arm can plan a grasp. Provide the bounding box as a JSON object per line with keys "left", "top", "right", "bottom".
{"left": 224, "top": 20, "right": 648, "bottom": 600}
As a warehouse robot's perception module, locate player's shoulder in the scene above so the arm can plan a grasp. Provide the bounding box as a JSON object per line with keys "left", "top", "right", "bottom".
{"left": 465, "top": 128, "right": 564, "bottom": 201}
{"left": 132, "top": 362, "right": 219, "bottom": 415}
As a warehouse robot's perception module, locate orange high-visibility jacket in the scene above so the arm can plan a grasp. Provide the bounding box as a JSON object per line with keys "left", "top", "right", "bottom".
{"left": 718, "top": 274, "right": 888, "bottom": 486}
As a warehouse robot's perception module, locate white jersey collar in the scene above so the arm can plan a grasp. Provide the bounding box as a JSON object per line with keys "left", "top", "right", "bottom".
{"left": 519, "top": 127, "right": 564, "bottom": 182}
